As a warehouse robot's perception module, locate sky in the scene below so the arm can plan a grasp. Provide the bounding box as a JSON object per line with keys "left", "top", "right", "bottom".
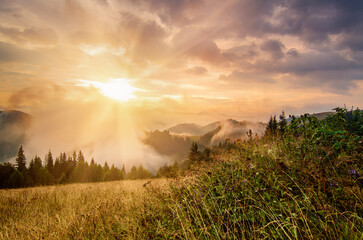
{"left": 0, "top": 0, "right": 362, "bottom": 121}
{"left": 0, "top": 0, "right": 362, "bottom": 166}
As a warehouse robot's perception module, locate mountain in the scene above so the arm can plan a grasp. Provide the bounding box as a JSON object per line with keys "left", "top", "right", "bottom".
{"left": 167, "top": 120, "right": 226, "bottom": 136}
{"left": 0, "top": 110, "right": 32, "bottom": 162}
{"left": 145, "top": 119, "right": 267, "bottom": 160}
{"left": 167, "top": 123, "right": 204, "bottom": 135}
{"left": 198, "top": 119, "right": 266, "bottom": 146}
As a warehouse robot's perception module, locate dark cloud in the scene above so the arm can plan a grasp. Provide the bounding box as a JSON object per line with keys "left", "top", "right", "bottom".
{"left": 287, "top": 48, "right": 299, "bottom": 57}
{"left": 337, "top": 32, "right": 363, "bottom": 51}
{"left": 255, "top": 51, "right": 362, "bottom": 92}
{"left": 276, "top": 52, "right": 359, "bottom": 75}
{"left": 216, "top": 0, "right": 363, "bottom": 50}
{"left": 273, "top": 1, "right": 363, "bottom": 45}
{"left": 260, "top": 39, "right": 285, "bottom": 60}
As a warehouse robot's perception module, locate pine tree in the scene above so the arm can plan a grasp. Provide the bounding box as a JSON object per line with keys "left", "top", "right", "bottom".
{"left": 45, "top": 150, "right": 54, "bottom": 175}
{"left": 77, "top": 151, "right": 85, "bottom": 165}
{"left": 72, "top": 151, "right": 77, "bottom": 166}
{"left": 15, "top": 146, "right": 26, "bottom": 172}
{"left": 272, "top": 115, "right": 278, "bottom": 136}
{"left": 104, "top": 162, "right": 110, "bottom": 172}
{"left": 278, "top": 111, "right": 287, "bottom": 135}
{"left": 29, "top": 155, "right": 42, "bottom": 184}
{"left": 266, "top": 116, "right": 273, "bottom": 136}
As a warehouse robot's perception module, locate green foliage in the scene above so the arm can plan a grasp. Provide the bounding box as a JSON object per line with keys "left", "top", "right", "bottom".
{"left": 15, "top": 145, "right": 26, "bottom": 172}
{"left": 126, "top": 165, "right": 151, "bottom": 180}
{"left": 139, "top": 107, "right": 363, "bottom": 239}
{"left": 157, "top": 162, "right": 180, "bottom": 178}
{"left": 45, "top": 150, "right": 54, "bottom": 175}
{"left": 143, "top": 130, "right": 191, "bottom": 161}
{"left": 0, "top": 148, "right": 153, "bottom": 189}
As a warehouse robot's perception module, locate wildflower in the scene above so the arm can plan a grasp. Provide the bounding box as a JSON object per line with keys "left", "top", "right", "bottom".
{"left": 329, "top": 179, "right": 337, "bottom": 187}
{"left": 249, "top": 164, "right": 255, "bottom": 170}
{"left": 243, "top": 179, "right": 247, "bottom": 183}
{"left": 349, "top": 169, "right": 360, "bottom": 179}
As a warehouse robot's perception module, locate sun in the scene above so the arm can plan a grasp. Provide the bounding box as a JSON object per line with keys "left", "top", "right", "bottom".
{"left": 79, "top": 78, "right": 138, "bottom": 102}
{"left": 98, "top": 78, "right": 137, "bottom": 102}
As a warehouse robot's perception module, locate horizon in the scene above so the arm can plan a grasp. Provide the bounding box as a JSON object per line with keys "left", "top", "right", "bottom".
{"left": 0, "top": 0, "right": 362, "bottom": 168}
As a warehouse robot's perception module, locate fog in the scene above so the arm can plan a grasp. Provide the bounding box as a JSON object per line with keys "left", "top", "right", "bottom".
{"left": 8, "top": 83, "right": 173, "bottom": 173}
{"left": 211, "top": 120, "right": 266, "bottom": 144}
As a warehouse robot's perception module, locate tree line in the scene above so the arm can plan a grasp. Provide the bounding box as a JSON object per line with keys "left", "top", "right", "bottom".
{"left": 0, "top": 147, "right": 152, "bottom": 189}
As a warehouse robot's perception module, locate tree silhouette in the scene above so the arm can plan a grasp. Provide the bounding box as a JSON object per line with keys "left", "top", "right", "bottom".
{"left": 15, "top": 146, "right": 26, "bottom": 172}
{"left": 45, "top": 150, "right": 54, "bottom": 176}
{"left": 278, "top": 111, "right": 287, "bottom": 135}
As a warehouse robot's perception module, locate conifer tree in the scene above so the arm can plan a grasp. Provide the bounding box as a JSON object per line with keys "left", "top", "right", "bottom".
{"left": 272, "top": 115, "right": 278, "bottom": 136}
{"left": 29, "top": 155, "right": 42, "bottom": 184}
{"left": 266, "top": 116, "right": 273, "bottom": 136}
{"left": 77, "top": 151, "right": 85, "bottom": 165}
{"left": 278, "top": 111, "right": 287, "bottom": 135}
{"left": 45, "top": 150, "right": 54, "bottom": 175}
{"left": 72, "top": 151, "right": 77, "bottom": 166}
{"left": 104, "top": 161, "right": 110, "bottom": 172}
{"left": 15, "top": 146, "right": 26, "bottom": 172}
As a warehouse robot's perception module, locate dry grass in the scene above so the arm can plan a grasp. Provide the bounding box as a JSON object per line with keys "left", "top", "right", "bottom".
{"left": 0, "top": 179, "right": 171, "bottom": 239}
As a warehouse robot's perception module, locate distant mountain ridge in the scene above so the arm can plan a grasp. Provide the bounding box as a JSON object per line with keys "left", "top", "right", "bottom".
{"left": 167, "top": 119, "right": 235, "bottom": 136}
{"left": 0, "top": 110, "right": 32, "bottom": 162}
{"left": 197, "top": 119, "right": 266, "bottom": 145}
{"left": 144, "top": 119, "right": 267, "bottom": 160}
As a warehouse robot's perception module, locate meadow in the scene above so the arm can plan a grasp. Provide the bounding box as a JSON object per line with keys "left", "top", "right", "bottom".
{"left": 0, "top": 179, "right": 174, "bottom": 239}
{"left": 1, "top": 108, "right": 362, "bottom": 239}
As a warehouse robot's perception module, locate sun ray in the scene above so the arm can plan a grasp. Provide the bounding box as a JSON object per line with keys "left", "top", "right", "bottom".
{"left": 78, "top": 78, "right": 138, "bottom": 102}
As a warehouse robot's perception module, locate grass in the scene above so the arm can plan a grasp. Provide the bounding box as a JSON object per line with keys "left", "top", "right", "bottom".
{"left": 140, "top": 139, "right": 362, "bottom": 239}
{"left": 0, "top": 179, "right": 172, "bottom": 239}
{"left": 1, "top": 139, "right": 362, "bottom": 239}
{"left": 1, "top": 110, "right": 362, "bottom": 239}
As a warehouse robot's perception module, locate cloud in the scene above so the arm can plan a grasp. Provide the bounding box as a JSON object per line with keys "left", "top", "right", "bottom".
{"left": 287, "top": 48, "right": 299, "bottom": 57}
{"left": 260, "top": 39, "right": 285, "bottom": 60}
{"left": 0, "top": 25, "right": 57, "bottom": 46}
{"left": 219, "top": 70, "right": 275, "bottom": 85}
{"left": 272, "top": 1, "right": 363, "bottom": 46}
{"left": 0, "top": 0, "right": 361, "bottom": 127}
{"left": 186, "top": 66, "right": 208, "bottom": 75}
{"left": 187, "top": 40, "right": 237, "bottom": 66}
{"left": 118, "top": 11, "right": 170, "bottom": 62}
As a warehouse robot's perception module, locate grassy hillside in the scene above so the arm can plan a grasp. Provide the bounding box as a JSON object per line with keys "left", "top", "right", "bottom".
{"left": 1, "top": 108, "right": 362, "bottom": 239}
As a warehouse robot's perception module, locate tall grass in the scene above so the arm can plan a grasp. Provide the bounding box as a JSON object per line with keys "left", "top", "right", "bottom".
{"left": 1, "top": 110, "right": 362, "bottom": 239}
{"left": 0, "top": 179, "right": 171, "bottom": 239}
{"left": 141, "top": 139, "right": 362, "bottom": 239}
